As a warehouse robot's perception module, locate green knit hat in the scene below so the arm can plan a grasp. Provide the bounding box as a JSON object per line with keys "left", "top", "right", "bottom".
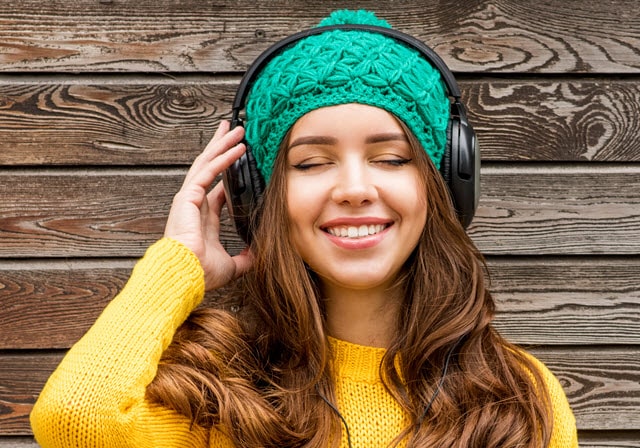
{"left": 244, "top": 9, "right": 450, "bottom": 183}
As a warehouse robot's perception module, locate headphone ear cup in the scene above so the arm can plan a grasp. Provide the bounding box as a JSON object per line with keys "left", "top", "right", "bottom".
{"left": 222, "top": 140, "right": 265, "bottom": 244}
{"left": 440, "top": 118, "right": 453, "bottom": 186}
{"left": 446, "top": 109, "right": 479, "bottom": 228}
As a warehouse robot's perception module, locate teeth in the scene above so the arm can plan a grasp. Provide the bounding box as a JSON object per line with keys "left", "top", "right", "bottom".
{"left": 327, "top": 224, "right": 386, "bottom": 238}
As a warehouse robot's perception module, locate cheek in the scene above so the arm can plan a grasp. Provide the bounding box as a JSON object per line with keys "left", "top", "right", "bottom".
{"left": 286, "top": 180, "right": 302, "bottom": 220}
{"left": 285, "top": 178, "right": 314, "bottom": 237}
{"left": 286, "top": 174, "right": 331, "bottom": 220}
{"left": 390, "top": 173, "right": 427, "bottom": 215}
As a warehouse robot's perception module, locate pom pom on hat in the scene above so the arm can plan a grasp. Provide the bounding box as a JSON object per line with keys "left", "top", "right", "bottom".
{"left": 317, "top": 9, "right": 392, "bottom": 28}
{"left": 244, "top": 9, "right": 450, "bottom": 183}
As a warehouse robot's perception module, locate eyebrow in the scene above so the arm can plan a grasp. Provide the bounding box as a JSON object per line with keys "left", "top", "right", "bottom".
{"left": 288, "top": 135, "right": 337, "bottom": 149}
{"left": 288, "top": 132, "right": 408, "bottom": 149}
{"left": 365, "top": 132, "right": 409, "bottom": 144}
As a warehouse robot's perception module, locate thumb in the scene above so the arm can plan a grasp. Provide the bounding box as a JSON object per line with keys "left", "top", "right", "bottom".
{"left": 231, "top": 247, "right": 254, "bottom": 280}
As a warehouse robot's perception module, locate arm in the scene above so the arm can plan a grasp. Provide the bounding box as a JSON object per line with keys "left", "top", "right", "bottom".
{"left": 31, "top": 121, "right": 252, "bottom": 448}
{"left": 30, "top": 238, "right": 209, "bottom": 448}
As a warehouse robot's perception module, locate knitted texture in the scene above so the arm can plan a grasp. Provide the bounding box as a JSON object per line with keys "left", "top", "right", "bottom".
{"left": 31, "top": 239, "right": 579, "bottom": 447}
{"left": 245, "top": 9, "right": 450, "bottom": 183}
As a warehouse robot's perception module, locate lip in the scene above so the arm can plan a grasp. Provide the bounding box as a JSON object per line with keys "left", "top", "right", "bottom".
{"left": 320, "top": 216, "right": 393, "bottom": 250}
{"left": 321, "top": 216, "right": 392, "bottom": 227}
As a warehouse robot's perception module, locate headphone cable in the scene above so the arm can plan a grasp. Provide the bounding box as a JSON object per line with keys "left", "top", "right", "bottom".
{"left": 316, "top": 386, "right": 353, "bottom": 448}
{"left": 417, "top": 337, "right": 462, "bottom": 425}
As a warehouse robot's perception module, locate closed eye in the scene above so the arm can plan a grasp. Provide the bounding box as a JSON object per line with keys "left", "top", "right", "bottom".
{"left": 373, "top": 158, "right": 412, "bottom": 167}
{"left": 292, "top": 161, "right": 332, "bottom": 171}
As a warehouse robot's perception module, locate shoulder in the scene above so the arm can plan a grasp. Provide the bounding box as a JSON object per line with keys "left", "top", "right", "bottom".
{"left": 521, "top": 351, "right": 579, "bottom": 448}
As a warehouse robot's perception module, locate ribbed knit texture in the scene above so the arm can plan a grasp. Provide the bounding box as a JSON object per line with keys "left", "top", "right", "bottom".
{"left": 31, "top": 238, "right": 579, "bottom": 448}
{"left": 245, "top": 9, "right": 450, "bottom": 183}
{"left": 30, "top": 238, "right": 209, "bottom": 448}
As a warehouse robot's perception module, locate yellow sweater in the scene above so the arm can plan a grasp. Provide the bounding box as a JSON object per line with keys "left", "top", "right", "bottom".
{"left": 31, "top": 238, "right": 578, "bottom": 448}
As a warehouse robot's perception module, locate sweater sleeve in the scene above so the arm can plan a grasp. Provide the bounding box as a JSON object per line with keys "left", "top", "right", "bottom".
{"left": 30, "top": 238, "right": 210, "bottom": 448}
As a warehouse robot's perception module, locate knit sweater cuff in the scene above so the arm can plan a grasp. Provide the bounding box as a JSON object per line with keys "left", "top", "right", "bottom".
{"left": 123, "top": 237, "right": 206, "bottom": 328}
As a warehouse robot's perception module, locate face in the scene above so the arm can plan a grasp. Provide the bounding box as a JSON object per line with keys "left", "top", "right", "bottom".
{"left": 285, "top": 103, "right": 427, "bottom": 298}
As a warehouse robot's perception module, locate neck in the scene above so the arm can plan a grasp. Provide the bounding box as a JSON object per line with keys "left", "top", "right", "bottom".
{"left": 323, "top": 286, "right": 401, "bottom": 348}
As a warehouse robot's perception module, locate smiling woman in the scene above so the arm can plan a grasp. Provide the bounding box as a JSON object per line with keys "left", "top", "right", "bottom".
{"left": 285, "top": 105, "right": 428, "bottom": 347}
{"left": 30, "top": 8, "right": 578, "bottom": 448}
{"left": 286, "top": 105, "right": 426, "bottom": 309}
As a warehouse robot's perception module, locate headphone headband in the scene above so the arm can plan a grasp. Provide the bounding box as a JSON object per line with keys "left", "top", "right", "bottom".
{"left": 232, "top": 24, "right": 461, "bottom": 118}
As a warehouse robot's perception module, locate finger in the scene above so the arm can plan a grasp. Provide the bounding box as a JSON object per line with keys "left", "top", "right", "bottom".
{"left": 199, "top": 184, "right": 211, "bottom": 229}
{"left": 200, "top": 182, "right": 227, "bottom": 239}
{"left": 231, "top": 247, "right": 254, "bottom": 280}
{"left": 183, "top": 120, "right": 228, "bottom": 183}
{"left": 183, "top": 124, "right": 244, "bottom": 185}
{"left": 195, "top": 124, "right": 244, "bottom": 168}
{"left": 185, "top": 141, "right": 246, "bottom": 192}
{"left": 207, "top": 181, "right": 227, "bottom": 217}
{"left": 212, "top": 119, "right": 230, "bottom": 140}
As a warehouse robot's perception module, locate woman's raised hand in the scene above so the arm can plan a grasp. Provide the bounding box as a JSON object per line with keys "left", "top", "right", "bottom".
{"left": 164, "top": 120, "right": 253, "bottom": 290}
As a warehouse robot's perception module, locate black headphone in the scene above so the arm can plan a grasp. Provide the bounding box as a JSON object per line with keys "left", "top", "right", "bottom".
{"left": 223, "top": 24, "right": 480, "bottom": 244}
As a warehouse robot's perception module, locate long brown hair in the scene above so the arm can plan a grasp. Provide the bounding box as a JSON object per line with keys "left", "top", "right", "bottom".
{"left": 146, "top": 118, "right": 552, "bottom": 447}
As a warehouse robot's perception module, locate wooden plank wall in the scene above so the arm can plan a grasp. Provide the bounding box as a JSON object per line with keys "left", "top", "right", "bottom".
{"left": 1, "top": 1, "right": 639, "bottom": 446}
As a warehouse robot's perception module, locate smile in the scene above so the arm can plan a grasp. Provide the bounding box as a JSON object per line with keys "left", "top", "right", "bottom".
{"left": 325, "top": 224, "right": 388, "bottom": 239}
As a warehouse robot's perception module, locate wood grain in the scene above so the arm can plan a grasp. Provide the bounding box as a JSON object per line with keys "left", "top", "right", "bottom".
{"left": 491, "top": 257, "right": 640, "bottom": 345}
{"left": 0, "top": 261, "right": 133, "bottom": 349}
{"left": 463, "top": 79, "right": 640, "bottom": 162}
{"left": 1, "top": 348, "right": 638, "bottom": 435}
{"left": 1, "top": 257, "right": 638, "bottom": 349}
{"left": 0, "top": 353, "right": 61, "bottom": 437}
{"left": 472, "top": 165, "right": 640, "bottom": 255}
{"left": 0, "top": 1, "right": 638, "bottom": 73}
{"left": 530, "top": 348, "right": 640, "bottom": 431}
{"left": 0, "top": 169, "right": 185, "bottom": 257}
{"left": 1, "top": 78, "right": 639, "bottom": 165}
{"left": 0, "top": 438, "right": 43, "bottom": 448}
{"left": 0, "top": 79, "right": 234, "bottom": 165}
{"left": 578, "top": 431, "right": 640, "bottom": 447}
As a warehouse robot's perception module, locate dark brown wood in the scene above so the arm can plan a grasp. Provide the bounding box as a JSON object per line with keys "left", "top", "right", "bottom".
{"left": 491, "top": 257, "right": 640, "bottom": 345}
{"left": 0, "top": 1, "right": 638, "bottom": 74}
{"left": 578, "top": 431, "right": 640, "bottom": 447}
{"left": 0, "top": 79, "right": 235, "bottom": 166}
{"left": 2, "top": 257, "right": 638, "bottom": 350}
{"left": 0, "top": 169, "right": 185, "bottom": 258}
{"left": 463, "top": 79, "right": 640, "bottom": 162}
{"left": 471, "top": 165, "right": 640, "bottom": 255}
{"left": 0, "top": 353, "right": 61, "bottom": 437}
{"left": 0, "top": 261, "right": 133, "bottom": 349}
{"left": 1, "top": 79, "right": 639, "bottom": 166}
{"left": 1, "top": 167, "right": 638, "bottom": 258}
{"left": 2, "top": 348, "right": 638, "bottom": 435}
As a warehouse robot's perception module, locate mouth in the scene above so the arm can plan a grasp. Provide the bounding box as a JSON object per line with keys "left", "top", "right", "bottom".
{"left": 323, "top": 223, "right": 390, "bottom": 239}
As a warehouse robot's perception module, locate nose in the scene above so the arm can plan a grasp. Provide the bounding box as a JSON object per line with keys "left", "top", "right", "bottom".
{"left": 330, "top": 158, "right": 378, "bottom": 206}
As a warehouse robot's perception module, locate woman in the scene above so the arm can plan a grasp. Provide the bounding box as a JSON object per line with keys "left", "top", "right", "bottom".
{"left": 30, "top": 9, "right": 578, "bottom": 448}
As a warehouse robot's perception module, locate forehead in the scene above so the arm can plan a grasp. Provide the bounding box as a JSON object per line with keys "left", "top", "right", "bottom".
{"left": 289, "top": 103, "right": 405, "bottom": 140}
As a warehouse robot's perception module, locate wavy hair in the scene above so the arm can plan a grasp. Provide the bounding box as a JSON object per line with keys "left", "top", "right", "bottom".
{"left": 146, "top": 119, "right": 552, "bottom": 447}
